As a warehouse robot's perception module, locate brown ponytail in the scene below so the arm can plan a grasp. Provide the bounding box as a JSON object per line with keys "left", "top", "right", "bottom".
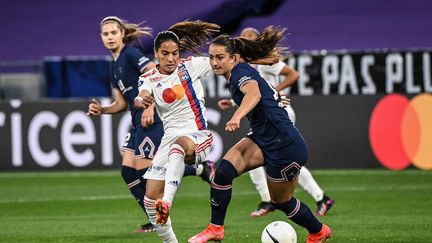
{"left": 161, "top": 20, "right": 220, "bottom": 54}
{"left": 212, "top": 26, "right": 288, "bottom": 65}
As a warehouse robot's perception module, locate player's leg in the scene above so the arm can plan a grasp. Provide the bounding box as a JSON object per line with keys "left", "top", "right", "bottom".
{"left": 132, "top": 123, "right": 164, "bottom": 232}
{"left": 288, "top": 105, "right": 334, "bottom": 216}
{"left": 248, "top": 166, "right": 275, "bottom": 217}
{"left": 298, "top": 166, "right": 334, "bottom": 216}
{"left": 162, "top": 131, "right": 213, "bottom": 207}
{"left": 133, "top": 157, "right": 154, "bottom": 233}
{"left": 121, "top": 150, "right": 147, "bottom": 212}
{"left": 268, "top": 176, "right": 331, "bottom": 242}
{"left": 189, "top": 137, "right": 263, "bottom": 243}
{"left": 144, "top": 179, "right": 178, "bottom": 243}
{"left": 266, "top": 136, "right": 331, "bottom": 242}
{"left": 143, "top": 141, "right": 178, "bottom": 243}
{"left": 120, "top": 129, "right": 150, "bottom": 222}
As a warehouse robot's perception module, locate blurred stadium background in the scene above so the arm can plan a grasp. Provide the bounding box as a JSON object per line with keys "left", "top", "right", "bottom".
{"left": 1, "top": 0, "right": 431, "bottom": 171}
{"left": 0, "top": 0, "right": 431, "bottom": 242}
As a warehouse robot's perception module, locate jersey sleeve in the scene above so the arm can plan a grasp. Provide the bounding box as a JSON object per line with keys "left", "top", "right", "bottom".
{"left": 234, "top": 64, "right": 257, "bottom": 89}
{"left": 260, "top": 61, "right": 286, "bottom": 76}
{"left": 189, "top": 56, "right": 212, "bottom": 77}
{"left": 126, "top": 47, "right": 151, "bottom": 73}
{"left": 137, "top": 77, "right": 153, "bottom": 95}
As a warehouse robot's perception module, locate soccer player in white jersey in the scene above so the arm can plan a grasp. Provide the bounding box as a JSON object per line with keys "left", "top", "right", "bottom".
{"left": 218, "top": 27, "right": 334, "bottom": 218}
{"left": 133, "top": 20, "right": 220, "bottom": 243}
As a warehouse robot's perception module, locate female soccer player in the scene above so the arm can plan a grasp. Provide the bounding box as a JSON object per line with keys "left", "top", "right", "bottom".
{"left": 134, "top": 20, "right": 220, "bottom": 242}
{"left": 87, "top": 16, "right": 206, "bottom": 233}
{"left": 189, "top": 27, "right": 331, "bottom": 243}
{"left": 218, "top": 27, "right": 334, "bottom": 218}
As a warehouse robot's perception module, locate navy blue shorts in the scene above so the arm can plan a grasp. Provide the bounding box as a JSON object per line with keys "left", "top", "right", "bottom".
{"left": 123, "top": 122, "right": 164, "bottom": 159}
{"left": 247, "top": 133, "right": 308, "bottom": 182}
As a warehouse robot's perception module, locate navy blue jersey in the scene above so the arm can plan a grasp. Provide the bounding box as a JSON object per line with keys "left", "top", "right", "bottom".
{"left": 229, "top": 63, "right": 300, "bottom": 153}
{"left": 110, "top": 44, "right": 161, "bottom": 127}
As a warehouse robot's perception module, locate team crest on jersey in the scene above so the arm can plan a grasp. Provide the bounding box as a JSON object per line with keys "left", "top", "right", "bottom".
{"left": 178, "top": 65, "right": 191, "bottom": 81}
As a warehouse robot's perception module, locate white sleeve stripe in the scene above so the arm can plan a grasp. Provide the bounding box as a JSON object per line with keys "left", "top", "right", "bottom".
{"left": 239, "top": 79, "right": 257, "bottom": 88}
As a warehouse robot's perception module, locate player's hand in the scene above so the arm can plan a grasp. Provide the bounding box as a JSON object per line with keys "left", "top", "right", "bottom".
{"left": 281, "top": 95, "right": 291, "bottom": 107}
{"left": 134, "top": 96, "right": 154, "bottom": 109}
{"left": 218, "top": 99, "right": 234, "bottom": 110}
{"left": 225, "top": 117, "right": 241, "bottom": 132}
{"left": 141, "top": 107, "right": 155, "bottom": 128}
{"left": 87, "top": 99, "right": 102, "bottom": 116}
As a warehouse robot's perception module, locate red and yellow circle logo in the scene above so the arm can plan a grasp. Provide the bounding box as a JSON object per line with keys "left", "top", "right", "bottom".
{"left": 369, "top": 93, "right": 432, "bottom": 170}
{"left": 162, "top": 84, "right": 185, "bottom": 103}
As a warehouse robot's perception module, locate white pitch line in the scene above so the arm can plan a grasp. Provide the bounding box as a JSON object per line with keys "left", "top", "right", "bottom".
{"left": 1, "top": 184, "right": 431, "bottom": 204}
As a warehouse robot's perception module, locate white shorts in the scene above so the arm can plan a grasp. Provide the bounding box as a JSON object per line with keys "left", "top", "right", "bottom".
{"left": 144, "top": 130, "right": 213, "bottom": 181}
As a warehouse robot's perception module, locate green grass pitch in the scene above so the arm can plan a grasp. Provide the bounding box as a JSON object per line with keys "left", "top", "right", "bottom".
{"left": 1, "top": 169, "right": 431, "bottom": 242}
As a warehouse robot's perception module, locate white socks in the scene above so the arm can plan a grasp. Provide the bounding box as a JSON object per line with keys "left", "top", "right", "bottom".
{"left": 298, "top": 166, "right": 324, "bottom": 202}
{"left": 249, "top": 167, "right": 271, "bottom": 202}
{"left": 249, "top": 166, "right": 325, "bottom": 202}
{"left": 163, "top": 144, "right": 186, "bottom": 204}
{"left": 144, "top": 196, "right": 178, "bottom": 243}
{"left": 195, "top": 164, "right": 204, "bottom": 176}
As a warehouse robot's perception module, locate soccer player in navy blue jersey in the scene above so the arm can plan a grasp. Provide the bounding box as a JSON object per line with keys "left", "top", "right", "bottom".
{"left": 87, "top": 16, "right": 206, "bottom": 233}
{"left": 189, "top": 27, "right": 331, "bottom": 243}
{"left": 218, "top": 27, "right": 334, "bottom": 218}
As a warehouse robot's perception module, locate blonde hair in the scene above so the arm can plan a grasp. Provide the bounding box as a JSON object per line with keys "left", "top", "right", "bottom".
{"left": 100, "top": 16, "right": 152, "bottom": 43}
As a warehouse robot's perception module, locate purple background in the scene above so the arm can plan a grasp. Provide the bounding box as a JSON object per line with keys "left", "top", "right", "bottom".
{"left": 1, "top": 0, "right": 431, "bottom": 61}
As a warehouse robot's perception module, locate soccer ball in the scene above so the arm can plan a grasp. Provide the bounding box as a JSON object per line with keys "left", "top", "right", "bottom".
{"left": 261, "top": 221, "right": 297, "bottom": 243}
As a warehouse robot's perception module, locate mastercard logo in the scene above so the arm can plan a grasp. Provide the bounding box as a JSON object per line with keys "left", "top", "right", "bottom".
{"left": 369, "top": 93, "right": 432, "bottom": 170}
{"left": 162, "top": 84, "right": 185, "bottom": 103}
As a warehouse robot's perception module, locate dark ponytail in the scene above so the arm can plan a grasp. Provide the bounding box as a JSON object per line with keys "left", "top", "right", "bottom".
{"left": 211, "top": 26, "right": 288, "bottom": 65}
{"left": 154, "top": 20, "right": 220, "bottom": 54}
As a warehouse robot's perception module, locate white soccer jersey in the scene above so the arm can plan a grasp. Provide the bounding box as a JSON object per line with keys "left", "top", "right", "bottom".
{"left": 255, "top": 61, "right": 286, "bottom": 88}
{"left": 138, "top": 56, "right": 212, "bottom": 135}
{"left": 256, "top": 61, "right": 296, "bottom": 123}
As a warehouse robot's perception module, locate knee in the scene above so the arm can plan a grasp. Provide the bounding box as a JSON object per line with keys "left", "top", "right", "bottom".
{"left": 212, "top": 159, "right": 238, "bottom": 185}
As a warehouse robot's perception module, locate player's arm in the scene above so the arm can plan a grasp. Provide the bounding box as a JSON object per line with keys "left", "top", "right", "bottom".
{"left": 141, "top": 102, "right": 155, "bottom": 128}
{"left": 134, "top": 89, "right": 153, "bottom": 110}
{"left": 87, "top": 89, "right": 127, "bottom": 116}
{"left": 142, "top": 62, "right": 155, "bottom": 74}
{"left": 275, "top": 65, "right": 299, "bottom": 93}
{"left": 225, "top": 81, "right": 261, "bottom": 132}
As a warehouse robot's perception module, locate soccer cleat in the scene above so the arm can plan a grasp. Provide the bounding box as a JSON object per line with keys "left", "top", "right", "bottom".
{"left": 315, "top": 195, "right": 334, "bottom": 216}
{"left": 188, "top": 224, "right": 224, "bottom": 243}
{"left": 199, "top": 160, "right": 215, "bottom": 184}
{"left": 134, "top": 222, "right": 155, "bottom": 233}
{"left": 250, "top": 201, "right": 275, "bottom": 217}
{"left": 155, "top": 199, "right": 171, "bottom": 225}
{"left": 306, "top": 224, "right": 332, "bottom": 243}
